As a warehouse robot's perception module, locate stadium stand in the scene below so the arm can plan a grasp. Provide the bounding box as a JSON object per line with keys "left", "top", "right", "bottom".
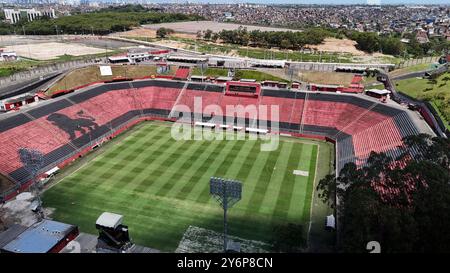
{"left": 0, "top": 79, "right": 422, "bottom": 201}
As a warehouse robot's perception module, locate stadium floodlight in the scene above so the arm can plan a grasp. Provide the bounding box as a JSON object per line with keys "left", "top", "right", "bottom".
{"left": 210, "top": 177, "right": 242, "bottom": 252}
{"left": 19, "top": 148, "right": 44, "bottom": 219}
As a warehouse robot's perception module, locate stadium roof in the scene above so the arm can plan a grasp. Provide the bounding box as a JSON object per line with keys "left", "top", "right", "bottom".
{"left": 366, "top": 89, "right": 391, "bottom": 95}
{"left": 0, "top": 224, "right": 27, "bottom": 250}
{"left": 1, "top": 220, "right": 76, "bottom": 253}
{"left": 216, "top": 76, "right": 233, "bottom": 81}
{"left": 108, "top": 56, "right": 130, "bottom": 62}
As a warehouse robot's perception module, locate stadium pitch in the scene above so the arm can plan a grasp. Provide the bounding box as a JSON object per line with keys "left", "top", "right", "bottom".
{"left": 43, "top": 121, "right": 327, "bottom": 251}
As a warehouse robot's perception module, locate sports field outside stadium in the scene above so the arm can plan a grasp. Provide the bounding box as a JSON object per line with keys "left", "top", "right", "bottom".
{"left": 43, "top": 121, "right": 331, "bottom": 251}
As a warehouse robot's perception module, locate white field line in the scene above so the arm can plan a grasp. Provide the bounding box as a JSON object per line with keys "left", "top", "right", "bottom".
{"left": 307, "top": 144, "right": 320, "bottom": 249}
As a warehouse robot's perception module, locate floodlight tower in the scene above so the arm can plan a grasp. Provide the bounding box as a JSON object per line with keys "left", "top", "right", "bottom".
{"left": 19, "top": 148, "right": 44, "bottom": 219}
{"left": 210, "top": 177, "right": 242, "bottom": 252}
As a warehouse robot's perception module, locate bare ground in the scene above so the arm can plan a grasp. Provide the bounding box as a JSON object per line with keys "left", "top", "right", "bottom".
{"left": 114, "top": 27, "right": 197, "bottom": 40}
{"left": 308, "top": 38, "right": 365, "bottom": 56}
{"left": 46, "top": 64, "right": 176, "bottom": 95}
{"left": 0, "top": 192, "right": 54, "bottom": 228}
{"left": 4, "top": 42, "right": 113, "bottom": 60}
{"left": 297, "top": 71, "right": 356, "bottom": 85}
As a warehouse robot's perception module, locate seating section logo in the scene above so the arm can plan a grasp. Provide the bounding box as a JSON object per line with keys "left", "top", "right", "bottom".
{"left": 47, "top": 111, "right": 99, "bottom": 140}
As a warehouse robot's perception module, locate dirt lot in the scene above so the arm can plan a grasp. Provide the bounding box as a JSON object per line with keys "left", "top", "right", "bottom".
{"left": 297, "top": 71, "right": 356, "bottom": 85}
{"left": 0, "top": 35, "right": 53, "bottom": 47}
{"left": 116, "top": 28, "right": 197, "bottom": 40}
{"left": 46, "top": 64, "right": 177, "bottom": 95}
{"left": 67, "top": 36, "right": 137, "bottom": 49}
{"left": 4, "top": 42, "right": 113, "bottom": 60}
{"left": 308, "top": 38, "right": 365, "bottom": 56}
{"left": 143, "top": 21, "right": 302, "bottom": 34}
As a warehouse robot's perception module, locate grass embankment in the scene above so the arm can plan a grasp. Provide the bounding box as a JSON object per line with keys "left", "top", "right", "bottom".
{"left": 394, "top": 72, "right": 450, "bottom": 130}
{"left": 46, "top": 64, "right": 176, "bottom": 96}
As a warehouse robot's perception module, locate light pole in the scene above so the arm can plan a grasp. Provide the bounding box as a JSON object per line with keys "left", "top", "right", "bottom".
{"left": 19, "top": 148, "right": 44, "bottom": 220}
{"left": 210, "top": 177, "right": 242, "bottom": 252}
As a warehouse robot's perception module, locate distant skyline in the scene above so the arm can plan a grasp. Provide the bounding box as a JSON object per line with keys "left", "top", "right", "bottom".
{"left": 151, "top": 0, "right": 449, "bottom": 5}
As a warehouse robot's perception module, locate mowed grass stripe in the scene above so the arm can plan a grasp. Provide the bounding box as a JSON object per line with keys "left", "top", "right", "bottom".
{"left": 221, "top": 139, "right": 258, "bottom": 180}
{"left": 162, "top": 140, "right": 229, "bottom": 199}
{"left": 237, "top": 144, "right": 274, "bottom": 211}
{"left": 104, "top": 125, "right": 167, "bottom": 162}
{"left": 122, "top": 137, "right": 195, "bottom": 195}
{"left": 54, "top": 125, "right": 172, "bottom": 204}
{"left": 173, "top": 140, "right": 235, "bottom": 201}
{"left": 259, "top": 141, "right": 295, "bottom": 217}
{"left": 243, "top": 141, "right": 284, "bottom": 219}
{"left": 45, "top": 192, "right": 218, "bottom": 249}
{"left": 302, "top": 145, "right": 318, "bottom": 222}
{"left": 93, "top": 127, "right": 177, "bottom": 196}
{"left": 43, "top": 122, "right": 321, "bottom": 251}
{"left": 286, "top": 144, "right": 314, "bottom": 221}
{"left": 272, "top": 142, "right": 304, "bottom": 222}
{"left": 193, "top": 139, "right": 243, "bottom": 204}
{"left": 153, "top": 139, "right": 216, "bottom": 197}
{"left": 70, "top": 125, "right": 167, "bottom": 189}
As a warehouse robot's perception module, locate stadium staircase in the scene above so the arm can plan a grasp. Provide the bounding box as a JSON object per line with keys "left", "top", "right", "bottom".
{"left": 173, "top": 66, "right": 191, "bottom": 81}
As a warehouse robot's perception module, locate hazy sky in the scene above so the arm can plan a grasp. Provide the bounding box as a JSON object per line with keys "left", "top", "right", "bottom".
{"left": 156, "top": 0, "right": 449, "bottom": 4}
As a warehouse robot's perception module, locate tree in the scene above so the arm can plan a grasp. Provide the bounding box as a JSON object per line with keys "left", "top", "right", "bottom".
{"left": 270, "top": 223, "right": 306, "bottom": 252}
{"left": 156, "top": 27, "right": 173, "bottom": 39}
{"left": 353, "top": 32, "right": 380, "bottom": 53}
{"left": 3, "top": 10, "right": 202, "bottom": 36}
{"left": 211, "top": 32, "right": 220, "bottom": 42}
{"left": 203, "top": 29, "right": 213, "bottom": 40}
{"left": 380, "top": 37, "right": 405, "bottom": 56}
{"left": 196, "top": 30, "right": 203, "bottom": 40}
{"left": 280, "top": 39, "right": 293, "bottom": 49}
{"left": 211, "top": 32, "right": 219, "bottom": 43}
{"left": 317, "top": 134, "right": 450, "bottom": 252}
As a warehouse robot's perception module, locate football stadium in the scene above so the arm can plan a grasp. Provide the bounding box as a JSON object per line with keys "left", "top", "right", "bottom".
{"left": 0, "top": 61, "right": 434, "bottom": 253}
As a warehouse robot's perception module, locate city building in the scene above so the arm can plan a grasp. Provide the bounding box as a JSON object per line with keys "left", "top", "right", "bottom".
{"left": 3, "top": 8, "right": 56, "bottom": 24}
{"left": 0, "top": 49, "right": 17, "bottom": 62}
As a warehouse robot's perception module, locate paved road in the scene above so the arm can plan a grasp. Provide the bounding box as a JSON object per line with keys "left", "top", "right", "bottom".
{"left": 392, "top": 71, "right": 429, "bottom": 81}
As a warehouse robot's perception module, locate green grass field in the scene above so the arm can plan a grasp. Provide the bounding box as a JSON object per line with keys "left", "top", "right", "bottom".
{"left": 42, "top": 122, "right": 324, "bottom": 252}
{"left": 369, "top": 72, "right": 450, "bottom": 130}
{"left": 394, "top": 72, "right": 450, "bottom": 130}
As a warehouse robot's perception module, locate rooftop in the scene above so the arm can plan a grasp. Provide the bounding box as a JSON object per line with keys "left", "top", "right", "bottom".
{"left": 2, "top": 220, "right": 76, "bottom": 253}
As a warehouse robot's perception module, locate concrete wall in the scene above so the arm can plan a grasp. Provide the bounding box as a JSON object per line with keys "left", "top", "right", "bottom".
{"left": 0, "top": 59, "right": 96, "bottom": 88}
